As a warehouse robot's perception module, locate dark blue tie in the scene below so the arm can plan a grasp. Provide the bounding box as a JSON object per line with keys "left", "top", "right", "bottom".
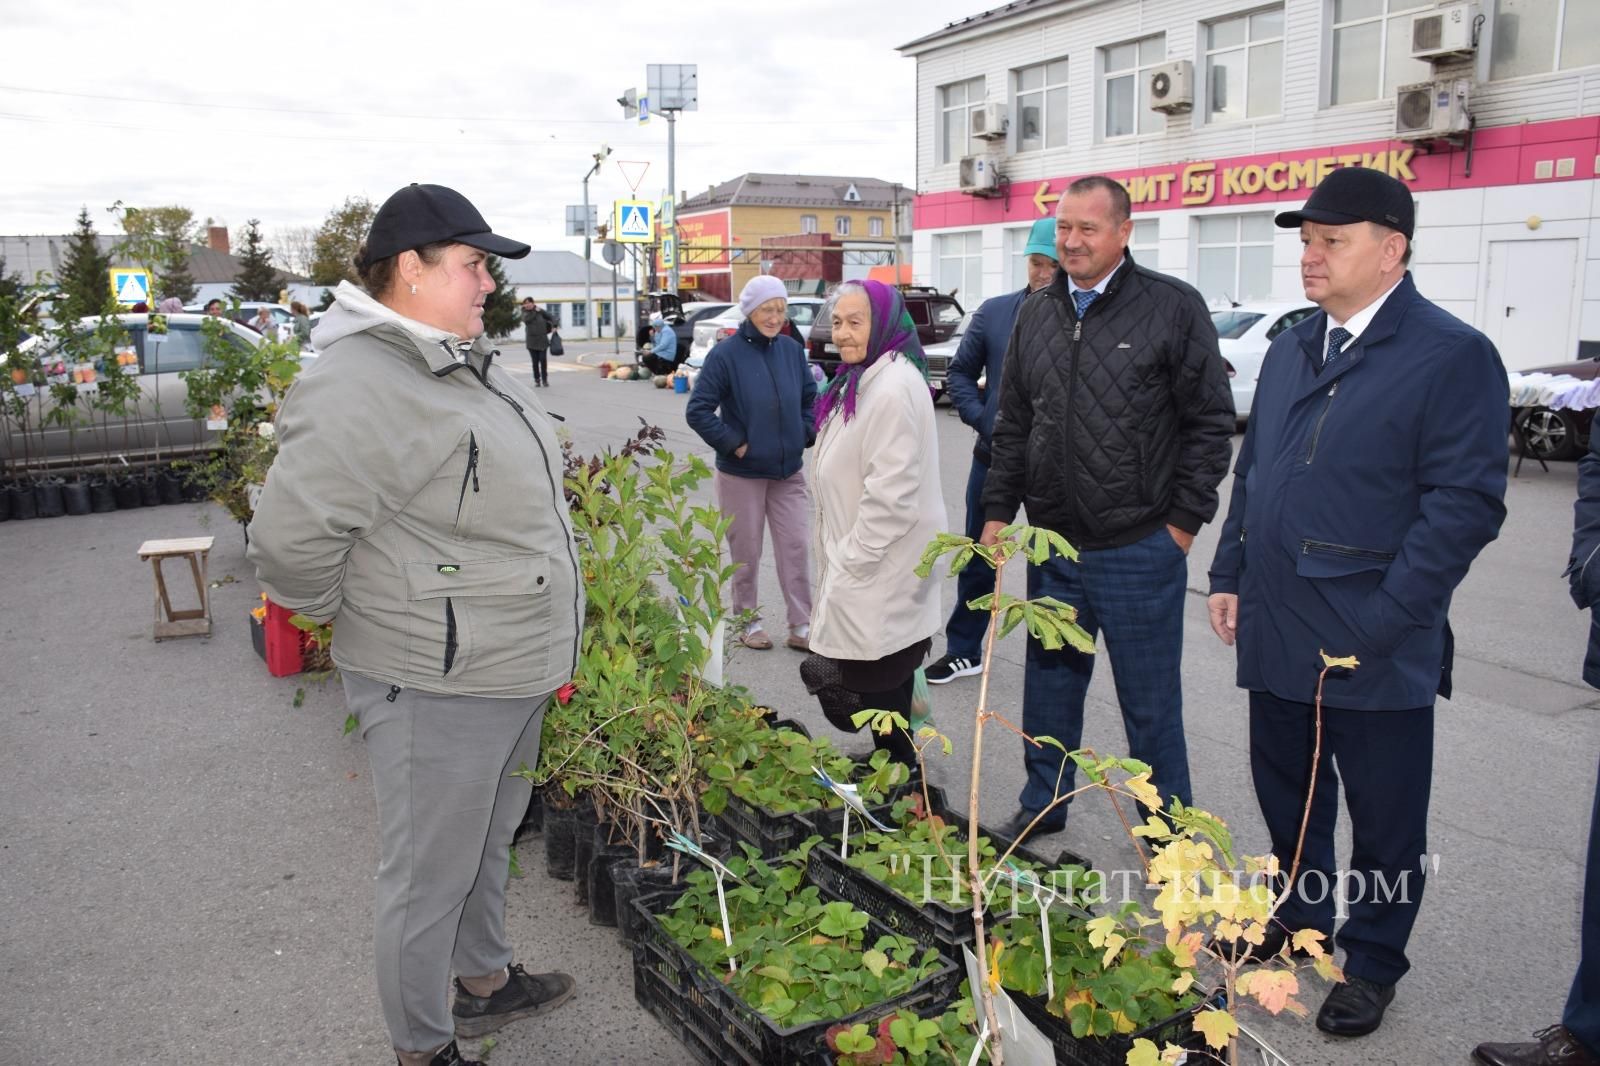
{"left": 1072, "top": 289, "right": 1098, "bottom": 317}
{"left": 1322, "top": 326, "right": 1351, "bottom": 371}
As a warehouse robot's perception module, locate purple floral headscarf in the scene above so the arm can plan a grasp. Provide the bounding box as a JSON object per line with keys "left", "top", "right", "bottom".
{"left": 813, "top": 280, "right": 929, "bottom": 430}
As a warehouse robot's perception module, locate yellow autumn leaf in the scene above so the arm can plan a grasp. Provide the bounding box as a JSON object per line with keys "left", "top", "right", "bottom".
{"left": 1213, "top": 919, "right": 1244, "bottom": 944}
{"left": 987, "top": 941, "right": 1005, "bottom": 994}
{"left": 1124, "top": 773, "right": 1164, "bottom": 811}
{"left": 709, "top": 927, "right": 724, "bottom": 942}
{"left": 1237, "top": 921, "right": 1268, "bottom": 947}
{"left": 1319, "top": 649, "right": 1360, "bottom": 670}
{"left": 1171, "top": 972, "right": 1195, "bottom": 995}
{"left": 1166, "top": 929, "right": 1204, "bottom": 968}
{"left": 1101, "top": 932, "right": 1127, "bottom": 969}
{"left": 1062, "top": 988, "right": 1095, "bottom": 1014}
{"left": 1085, "top": 914, "right": 1119, "bottom": 949}
{"left": 1192, "top": 1008, "right": 1239, "bottom": 1050}
{"left": 1313, "top": 954, "right": 1346, "bottom": 984}
{"left": 1241, "top": 968, "right": 1300, "bottom": 1014}
{"left": 1131, "top": 814, "right": 1172, "bottom": 839}
{"left": 1125, "top": 1038, "right": 1162, "bottom": 1066}
{"left": 1109, "top": 1009, "right": 1138, "bottom": 1034}
{"left": 1292, "top": 928, "right": 1329, "bottom": 959}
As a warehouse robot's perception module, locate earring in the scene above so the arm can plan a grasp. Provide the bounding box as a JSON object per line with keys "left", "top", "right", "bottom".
{"left": 410, "top": 284, "right": 417, "bottom": 296}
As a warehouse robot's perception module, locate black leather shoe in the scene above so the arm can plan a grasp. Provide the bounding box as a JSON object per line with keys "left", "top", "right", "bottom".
{"left": 1315, "top": 976, "right": 1396, "bottom": 1036}
{"left": 1473, "top": 1025, "right": 1600, "bottom": 1065}
{"left": 997, "top": 807, "right": 1065, "bottom": 842}
{"left": 396, "top": 1041, "right": 483, "bottom": 1066}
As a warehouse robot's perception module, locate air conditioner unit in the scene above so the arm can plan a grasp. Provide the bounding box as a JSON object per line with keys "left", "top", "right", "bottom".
{"left": 1411, "top": 2, "right": 1478, "bottom": 62}
{"left": 959, "top": 155, "right": 1000, "bottom": 194}
{"left": 1395, "top": 78, "right": 1471, "bottom": 139}
{"left": 971, "top": 102, "right": 1008, "bottom": 140}
{"left": 1146, "top": 60, "right": 1194, "bottom": 115}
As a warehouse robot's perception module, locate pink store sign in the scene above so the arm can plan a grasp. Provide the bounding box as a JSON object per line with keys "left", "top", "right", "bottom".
{"left": 914, "top": 116, "right": 1600, "bottom": 229}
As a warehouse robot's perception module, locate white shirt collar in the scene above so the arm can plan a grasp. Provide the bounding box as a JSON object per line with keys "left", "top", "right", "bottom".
{"left": 1327, "top": 276, "right": 1404, "bottom": 351}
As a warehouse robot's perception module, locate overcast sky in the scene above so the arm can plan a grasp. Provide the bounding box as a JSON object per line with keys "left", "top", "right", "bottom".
{"left": 1, "top": 0, "right": 987, "bottom": 266}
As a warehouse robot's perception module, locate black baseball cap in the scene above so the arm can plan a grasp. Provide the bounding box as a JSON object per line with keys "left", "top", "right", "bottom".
{"left": 1274, "top": 166, "right": 1414, "bottom": 239}
{"left": 362, "top": 183, "right": 530, "bottom": 265}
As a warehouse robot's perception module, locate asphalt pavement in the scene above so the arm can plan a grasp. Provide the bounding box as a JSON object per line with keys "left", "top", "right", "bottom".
{"left": 2, "top": 337, "right": 1595, "bottom": 1065}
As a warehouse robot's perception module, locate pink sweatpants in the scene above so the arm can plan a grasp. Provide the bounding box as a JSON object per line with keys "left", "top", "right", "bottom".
{"left": 715, "top": 469, "right": 813, "bottom": 630}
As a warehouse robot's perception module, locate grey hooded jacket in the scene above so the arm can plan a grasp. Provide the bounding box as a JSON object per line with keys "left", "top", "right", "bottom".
{"left": 246, "top": 281, "right": 583, "bottom": 698}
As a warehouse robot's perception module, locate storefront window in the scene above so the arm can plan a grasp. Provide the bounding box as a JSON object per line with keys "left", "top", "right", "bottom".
{"left": 938, "top": 77, "right": 986, "bottom": 164}
{"left": 1490, "top": 0, "right": 1600, "bottom": 80}
{"left": 936, "top": 231, "right": 984, "bottom": 304}
{"left": 1102, "top": 35, "right": 1167, "bottom": 138}
{"left": 1330, "top": 0, "right": 1431, "bottom": 105}
{"left": 1194, "top": 213, "right": 1275, "bottom": 306}
{"left": 1205, "top": 7, "right": 1285, "bottom": 122}
{"left": 1014, "top": 58, "right": 1070, "bottom": 152}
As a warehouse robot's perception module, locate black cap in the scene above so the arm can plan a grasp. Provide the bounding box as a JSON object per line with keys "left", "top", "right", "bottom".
{"left": 1274, "top": 166, "right": 1414, "bottom": 239}
{"left": 362, "top": 183, "right": 530, "bottom": 265}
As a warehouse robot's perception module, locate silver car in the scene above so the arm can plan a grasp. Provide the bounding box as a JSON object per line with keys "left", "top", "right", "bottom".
{"left": 2, "top": 313, "right": 280, "bottom": 469}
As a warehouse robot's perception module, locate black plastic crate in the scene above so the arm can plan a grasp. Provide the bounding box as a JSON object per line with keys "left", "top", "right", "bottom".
{"left": 805, "top": 797, "right": 1094, "bottom": 958}
{"left": 632, "top": 884, "right": 961, "bottom": 1066}
{"left": 712, "top": 768, "right": 911, "bottom": 861}
{"left": 1012, "top": 987, "right": 1225, "bottom": 1066}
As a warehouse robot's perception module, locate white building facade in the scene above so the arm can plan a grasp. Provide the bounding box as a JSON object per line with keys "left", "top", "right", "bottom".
{"left": 900, "top": 0, "right": 1600, "bottom": 370}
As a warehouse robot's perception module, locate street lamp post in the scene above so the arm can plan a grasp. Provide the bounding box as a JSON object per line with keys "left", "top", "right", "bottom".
{"left": 582, "top": 145, "right": 612, "bottom": 340}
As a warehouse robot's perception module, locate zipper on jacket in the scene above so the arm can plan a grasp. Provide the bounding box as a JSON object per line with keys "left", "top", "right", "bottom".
{"left": 470, "top": 364, "right": 583, "bottom": 679}
{"left": 1304, "top": 381, "right": 1340, "bottom": 465}
{"left": 455, "top": 431, "right": 480, "bottom": 526}
{"left": 443, "top": 597, "right": 458, "bottom": 675}
{"left": 1065, "top": 314, "right": 1084, "bottom": 518}
{"left": 1301, "top": 539, "right": 1396, "bottom": 561}
{"left": 385, "top": 685, "right": 401, "bottom": 703}
{"left": 758, "top": 346, "right": 787, "bottom": 474}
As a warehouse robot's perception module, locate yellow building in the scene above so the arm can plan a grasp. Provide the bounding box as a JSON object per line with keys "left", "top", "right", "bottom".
{"left": 673, "top": 173, "right": 910, "bottom": 301}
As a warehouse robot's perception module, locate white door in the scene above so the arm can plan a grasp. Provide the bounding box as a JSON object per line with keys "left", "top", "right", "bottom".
{"left": 1484, "top": 238, "right": 1579, "bottom": 371}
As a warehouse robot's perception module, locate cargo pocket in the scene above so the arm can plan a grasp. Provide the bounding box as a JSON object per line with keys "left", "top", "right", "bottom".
{"left": 406, "top": 556, "right": 551, "bottom": 680}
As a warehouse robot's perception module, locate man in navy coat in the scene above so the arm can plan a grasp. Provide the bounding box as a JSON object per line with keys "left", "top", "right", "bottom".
{"left": 925, "top": 217, "right": 1059, "bottom": 685}
{"left": 1206, "top": 166, "right": 1508, "bottom": 1037}
{"left": 1470, "top": 434, "right": 1600, "bottom": 1066}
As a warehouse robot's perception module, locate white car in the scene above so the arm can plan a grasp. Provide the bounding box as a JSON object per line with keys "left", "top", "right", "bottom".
{"left": 686, "top": 296, "right": 826, "bottom": 368}
{"left": 1211, "top": 302, "right": 1318, "bottom": 421}
{"left": 919, "top": 309, "right": 977, "bottom": 402}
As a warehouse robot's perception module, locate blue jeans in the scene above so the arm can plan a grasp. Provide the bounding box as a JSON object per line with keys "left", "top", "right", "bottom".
{"left": 1567, "top": 755, "right": 1600, "bottom": 1053}
{"left": 1018, "top": 527, "right": 1192, "bottom": 816}
{"left": 944, "top": 457, "right": 993, "bottom": 660}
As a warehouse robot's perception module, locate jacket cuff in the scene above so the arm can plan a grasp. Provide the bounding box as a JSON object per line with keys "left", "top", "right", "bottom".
{"left": 1208, "top": 573, "right": 1239, "bottom": 596}
{"left": 1167, "top": 509, "right": 1204, "bottom": 536}
{"left": 984, "top": 505, "right": 1017, "bottom": 525}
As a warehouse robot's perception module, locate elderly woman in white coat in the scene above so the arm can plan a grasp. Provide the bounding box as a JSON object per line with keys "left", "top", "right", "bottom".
{"left": 802, "top": 279, "right": 945, "bottom": 766}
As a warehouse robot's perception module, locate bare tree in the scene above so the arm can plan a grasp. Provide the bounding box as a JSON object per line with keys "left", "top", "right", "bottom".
{"left": 268, "top": 225, "right": 318, "bottom": 278}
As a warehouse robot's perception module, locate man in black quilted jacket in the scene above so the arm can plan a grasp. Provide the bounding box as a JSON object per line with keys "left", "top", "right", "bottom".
{"left": 981, "top": 174, "right": 1235, "bottom": 839}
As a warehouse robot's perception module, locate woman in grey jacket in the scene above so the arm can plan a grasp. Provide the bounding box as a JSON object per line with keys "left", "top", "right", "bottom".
{"left": 247, "top": 185, "right": 581, "bottom": 1066}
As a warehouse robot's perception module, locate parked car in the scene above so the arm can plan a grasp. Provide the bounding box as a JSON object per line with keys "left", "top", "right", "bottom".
{"left": 1210, "top": 302, "right": 1318, "bottom": 422}
{"left": 918, "top": 309, "right": 978, "bottom": 402}
{"left": 2, "top": 313, "right": 297, "bottom": 469}
{"left": 686, "top": 297, "right": 826, "bottom": 368}
{"left": 807, "top": 286, "right": 963, "bottom": 381}
{"left": 1514, "top": 350, "right": 1600, "bottom": 461}
{"left": 186, "top": 301, "right": 296, "bottom": 340}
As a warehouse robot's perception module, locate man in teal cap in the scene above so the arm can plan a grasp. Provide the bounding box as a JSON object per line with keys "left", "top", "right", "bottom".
{"left": 926, "top": 217, "right": 1060, "bottom": 684}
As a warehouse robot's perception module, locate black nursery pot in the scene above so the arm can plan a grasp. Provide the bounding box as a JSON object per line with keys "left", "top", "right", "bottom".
{"left": 113, "top": 477, "right": 142, "bottom": 510}
{"left": 514, "top": 788, "right": 544, "bottom": 843}
{"left": 613, "top": 828, "right": 728, "bottom": 946}
{"left": 61, "top": 479, "right": 92, "bottom": 516}
{"left": 587, "top": 831, "right": 636, "bottom": 928}
{"left": 572, "top": 811, "right": 599, "bottom": 907}
{"left": 90, "top": 479, "right": 117, "bottom": 513}
{"left": 138, "top": 475, "right": 161, "bottom": 508}
{"left": 157, "top": 470, "right": 184, "bottom": 505}
{"left": 8, "top": 482, "right": 37, "bottom": 520}
{"left": 180, "top": 469, "right": 208, "bottom": 502}
{"left": 543, "top": 804, "right": 578, "bottom": 882}
{"left": 34, "top": 479, "right": 65, "bottom": 518}
{"left": 0, "top": 484, "right": 10, "bottom": 522}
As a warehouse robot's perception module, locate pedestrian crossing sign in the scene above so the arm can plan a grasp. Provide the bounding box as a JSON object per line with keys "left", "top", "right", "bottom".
{"left": 614, "top": 200, "right": 653, "bottom": 244}
{"left": 109, "top": 268, "right": 152, "bottom": 306}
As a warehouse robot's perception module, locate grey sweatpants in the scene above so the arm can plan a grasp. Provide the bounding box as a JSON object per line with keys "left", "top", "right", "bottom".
{"left": 344, "top": 671, "right": 551, "bottom": 1054}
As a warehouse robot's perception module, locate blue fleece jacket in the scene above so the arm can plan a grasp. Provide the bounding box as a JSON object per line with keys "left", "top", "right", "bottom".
{"left": 686, "top": 318, "right": 817, "bottom": 480}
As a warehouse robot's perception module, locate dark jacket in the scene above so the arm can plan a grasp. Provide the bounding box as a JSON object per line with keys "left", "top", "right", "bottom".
{"left": 1570, "top": 430, "right": 1600, "bottom": 688}
{"left": 946, "top": 287, "right": 1027, "bottom": 465}
{"left": 982, "top": 253, "right": 1235, "bottom": 549}
{"left": 686, "top": 318, "right": 817, "bottom": 480}
{"left": 522, "top": 307, "right": 553, "bottom": 351}
{"left": 1208, "top": 273, "right": 1508, "bottom": 710}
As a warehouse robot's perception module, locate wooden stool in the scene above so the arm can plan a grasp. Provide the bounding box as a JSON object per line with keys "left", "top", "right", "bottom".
{"left": 137, "top": 536, "right": 215, "bottom": 640}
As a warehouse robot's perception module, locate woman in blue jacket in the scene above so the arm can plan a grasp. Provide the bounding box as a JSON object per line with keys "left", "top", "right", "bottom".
{"left": 686, "top": 275, "right": 817, "bottom": 650}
